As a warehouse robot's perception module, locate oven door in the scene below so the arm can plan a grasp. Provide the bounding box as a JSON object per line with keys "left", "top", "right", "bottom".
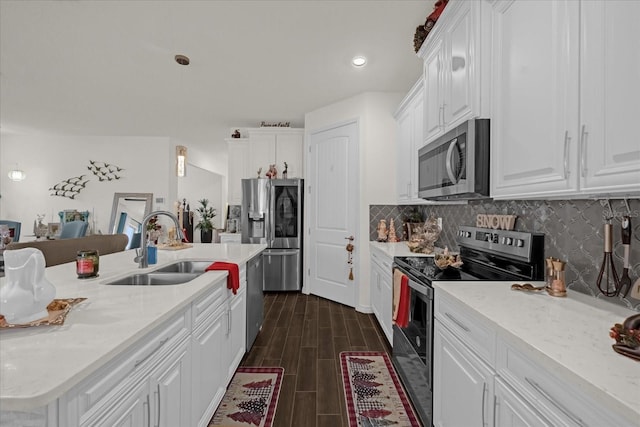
{"left": 392, "top": 274, "right": 433, "bottom": 427}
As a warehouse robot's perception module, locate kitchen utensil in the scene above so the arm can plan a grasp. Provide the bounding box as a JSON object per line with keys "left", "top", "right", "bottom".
{"left": 618, "top": 216, "right": 632, "bottom": 297}
{"left": 630, "top": 278, "right": 640, "bottom": 300}
{"left": 511, "top": 283, "right": 545, "bottom": 292}
{"left": 597, "top": 222, "right": 620, "bottom": 297}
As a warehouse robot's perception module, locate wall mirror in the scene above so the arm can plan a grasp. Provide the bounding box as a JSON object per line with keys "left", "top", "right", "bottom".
{"left": 108, "top": 193, "right": 153, "bottom": 249}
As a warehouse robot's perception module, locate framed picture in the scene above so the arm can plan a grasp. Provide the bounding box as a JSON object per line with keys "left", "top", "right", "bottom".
{"left": 47, "top": 222, "right": 61, "bottom": 237}
{"left": 58, "top": 210, "right": 89, "bottom": 225}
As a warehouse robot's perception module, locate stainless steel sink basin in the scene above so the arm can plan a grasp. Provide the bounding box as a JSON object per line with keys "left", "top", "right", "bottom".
{"left": 153, "top": 260, "right": 214, "bottom": 274}
{"left": 106, "top": 272, "right": 203, "bottom": 286}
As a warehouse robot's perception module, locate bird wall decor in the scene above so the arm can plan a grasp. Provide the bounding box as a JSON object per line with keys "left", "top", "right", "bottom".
{"left": 49, "top": 174, "right": 89, "bottom": 199}
{"left": 48, "top": 160, "right": 125, "bottom": 199}
{"left": 87, "top": 160, "right": 125, "bottom": 182}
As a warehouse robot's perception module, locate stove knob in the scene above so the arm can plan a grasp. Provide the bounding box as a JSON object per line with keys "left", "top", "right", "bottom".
{"left": 516, "top": 239, "right": 525, "bottom": 247}
{"left": 501, "top": 237, "right": 507, "bottom": 245}
{"left": 465, "top": 231, "right": 472, "bottom": 238}
{"left": 506, "top": 237, "right": 513, "bottom": 245}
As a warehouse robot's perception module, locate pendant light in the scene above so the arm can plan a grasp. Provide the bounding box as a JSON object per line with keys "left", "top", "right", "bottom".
{"left": 174, "top": 54, "right": 190, "bottom": 177}
{"left": 7, "top": 164, "right": 26, "bottom": 182}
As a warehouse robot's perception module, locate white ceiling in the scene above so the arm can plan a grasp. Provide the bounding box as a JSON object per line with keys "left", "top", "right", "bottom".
{"left": 0, "top": 0, "right": 430, "bottom": 142}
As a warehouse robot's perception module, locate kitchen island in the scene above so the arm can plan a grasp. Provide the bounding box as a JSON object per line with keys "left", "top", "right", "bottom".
{"left": 0, "top": 243, "right": 266, "bottom": 427}
{"left": 433, "top": 281, "right": 640, "bottom": 427}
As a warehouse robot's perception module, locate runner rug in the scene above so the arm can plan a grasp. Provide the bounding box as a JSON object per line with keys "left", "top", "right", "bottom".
{"left": 209, "top": 367, "right": 283, "bottom": 427}
{"left": 340, "top": 351, "right": 420, "bottom": 427}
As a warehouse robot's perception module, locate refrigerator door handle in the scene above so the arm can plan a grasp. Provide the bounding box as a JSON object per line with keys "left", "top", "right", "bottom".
{"left": 264, "top": 249, "right": 298, "bottom": 256}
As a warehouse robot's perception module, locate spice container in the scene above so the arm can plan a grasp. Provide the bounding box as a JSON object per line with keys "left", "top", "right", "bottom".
{"left": 76, "top": 250, "right": 99, "bottom": 278}
{"left": 547, "top": 259, "right": 567, "bottom": 297}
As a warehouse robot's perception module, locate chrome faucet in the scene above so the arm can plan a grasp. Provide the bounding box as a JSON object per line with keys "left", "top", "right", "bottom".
{"left": 135, "top": 210, "right": 184, "bottom": 268}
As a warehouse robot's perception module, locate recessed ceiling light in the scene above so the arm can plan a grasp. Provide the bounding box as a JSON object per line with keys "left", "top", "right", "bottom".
{"left": 175, "top": 54, "right": 190, "bottom": 66}
{"left": 352, "top": 56, "right": 367, "bottom": 67}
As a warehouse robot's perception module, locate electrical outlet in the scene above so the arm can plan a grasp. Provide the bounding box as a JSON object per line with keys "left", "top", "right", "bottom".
{"left": 437, "top": 217, "right": 443, "bottom": 230}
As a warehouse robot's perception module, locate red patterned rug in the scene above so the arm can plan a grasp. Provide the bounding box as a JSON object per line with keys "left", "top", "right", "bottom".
{"left": 209, "top": 367, "right": 283, "bottom": 427}
{"left": 341, "top": 352, "right": 420, "bottom": 427}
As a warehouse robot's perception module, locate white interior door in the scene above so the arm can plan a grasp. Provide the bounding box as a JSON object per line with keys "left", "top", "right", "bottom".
{"left": 307, "top": 121, "right": 358, "bottom": 307}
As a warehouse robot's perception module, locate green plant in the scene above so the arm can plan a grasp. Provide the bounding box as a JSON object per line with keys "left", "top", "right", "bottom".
{"left": 195, "top": 199, "right": 216, "bottom": 231}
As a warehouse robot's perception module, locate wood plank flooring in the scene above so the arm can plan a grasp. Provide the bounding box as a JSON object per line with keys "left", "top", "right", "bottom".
{"left": 240, "top": 292, "right": 391, "bottom": 427}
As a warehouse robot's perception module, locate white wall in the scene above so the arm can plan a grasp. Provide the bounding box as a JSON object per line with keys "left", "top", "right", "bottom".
{"left": 304, "top": 91, "right": 403, "bottom": 312}
{"left": 0, "top": 133, "right": 174, "bottom": 237}
{"left": 177, "top": 163, "right": 223, "bottom": 242}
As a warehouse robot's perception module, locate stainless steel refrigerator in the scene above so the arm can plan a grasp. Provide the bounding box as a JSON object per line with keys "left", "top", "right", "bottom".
{"left": 241, "top": 178, "right": 303, "bottom": 291}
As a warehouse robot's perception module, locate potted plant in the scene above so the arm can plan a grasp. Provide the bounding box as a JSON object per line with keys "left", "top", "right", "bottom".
{"left": 195, "top": 199, "right": 216, "bottom": 243}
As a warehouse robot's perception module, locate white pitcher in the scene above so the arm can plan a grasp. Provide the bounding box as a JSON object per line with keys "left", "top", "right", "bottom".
{"left": 0, "top": 248, "right": 56, "bottom": 324}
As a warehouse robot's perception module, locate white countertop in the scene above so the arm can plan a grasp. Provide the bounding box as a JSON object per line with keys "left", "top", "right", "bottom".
{"left": 434, "top": 281, "right": 640, "bottom": 425}
{"left": 369, "top": 241, "right": 437, "bottom": 258}
{"left": 0, "top": 243, "right": 266, "bottom": 411}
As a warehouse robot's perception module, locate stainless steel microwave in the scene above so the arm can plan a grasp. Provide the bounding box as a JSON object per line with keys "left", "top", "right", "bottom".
{"left": 418, "top": 118, "right": 490, "bottom": 201}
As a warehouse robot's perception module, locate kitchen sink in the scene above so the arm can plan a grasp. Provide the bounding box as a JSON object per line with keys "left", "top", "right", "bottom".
{"left": 153, "top": 260, "right": 214, "bottom": 274}
{"left": 105, "top": 272, "right": 203, "bottom": 286}
{"left": 103, "top": 260, "right": 216, "bottom": 286}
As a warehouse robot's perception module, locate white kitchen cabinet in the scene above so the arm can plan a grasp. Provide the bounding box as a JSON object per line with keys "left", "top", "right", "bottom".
{"left": 395, "top": 78, "right": 426, "bottom": 204}
{"left": 579, "top": 0, "right": 640, "bottom": 195}
{"left": 494, "top": 377, "right": 552, "bottom": 427}
{"left": 191, "top": 304, "right": 227, "bottom": 427}
{"left": 149, "top": 338, "right": 192, "bottom": 427}
{"left": 419, "top": 0, "right": 489, "bottom": 144}
{"left": 433, "top": 319, "right": 494, "bottom": 427}
{"left": 434, "top": 288, "right": 637, "bottom": 427}
{"left": 227, "top": 138, "right": 249, "bottom": 205}
{"left": 85, "top": 380, "right": 148, "bottom": 427}
{"left": 191, "top": 267, "right": 247, "bottom": 427}
{"left": 60, "top": 272, "right": 248, "bottom": 427}
{"left": 248, "top": 128, "right": 304, "bottom": 179}
{"left": 491, "top": 0, "right": 640, "bottom": 199}
{"left": 369, "top": 247, "right": 393, "bottom": 345}
{"left": 226, "top": 288, "right": 246, "bottom": 383}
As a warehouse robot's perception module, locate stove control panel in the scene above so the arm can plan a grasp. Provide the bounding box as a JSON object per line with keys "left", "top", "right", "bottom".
{"left": 456, "top": 226, "right": 544, "bottom": 262}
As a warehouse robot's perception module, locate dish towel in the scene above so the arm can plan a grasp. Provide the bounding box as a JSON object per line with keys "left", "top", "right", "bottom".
{"left": 393, "top": 268, "right": 410, "bottom": 328}
{"left": 205, "top": 262, "right": 239, "bottom": 294}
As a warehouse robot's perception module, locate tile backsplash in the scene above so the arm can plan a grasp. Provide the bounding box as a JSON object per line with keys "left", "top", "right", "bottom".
{"left": 370, "top": 199, "right": 640, "bottom": 310}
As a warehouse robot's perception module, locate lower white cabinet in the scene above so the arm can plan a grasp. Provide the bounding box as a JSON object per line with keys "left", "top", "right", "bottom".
{"left": 148, "top": 338, "right": 192, "bottom": 427}
{"left": 369, "top": 247, "right": 393, "bottom": 344}
{"left": 60, "top": 271, "right": 247, "bottom": 427}
{"left": 191, "top": 304, "right": 227, "bottom": 427}
{"left": 434, "top": 289, "right": 636, "bottom": 427}
{"left": 86, "top": 379, "right": 148, "bottom": 427}
{"left": 433, "top": 319, "right": 494, "bottom": 427}
{"left": 494, "top": 377, "right": 552, "bottom": 427}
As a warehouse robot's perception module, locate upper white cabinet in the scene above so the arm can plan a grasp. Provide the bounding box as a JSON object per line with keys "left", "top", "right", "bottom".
{"left": 395, "top": 78, "right": 426, "bottom": 204}
{"left": 419, "top": 0, "right": 490, "bottom": 144}
{"left": 579, "top": 1, "right": 640, "bottom": 195}
{"left": 491, "top": 0, "right": 640, "bottom": 199}
{"left": 227, "top": 138, "right": 249, "bottom": 205}
{"left": 248, "top": 128, "right": 304, "bottom": 179}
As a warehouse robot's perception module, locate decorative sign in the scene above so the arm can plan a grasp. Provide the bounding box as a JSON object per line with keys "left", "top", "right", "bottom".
{"left": 260, "top": 121, "right": 290, "bottom": 127}
{"left": 476, "top": 214, "right": 517, "bottom": 230}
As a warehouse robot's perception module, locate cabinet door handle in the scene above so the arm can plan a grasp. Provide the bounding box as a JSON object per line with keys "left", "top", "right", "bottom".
{"left": 444, "top": 312, "right": 470, "bottom": 332}
{"left": 525, "top": 377, "right": 585, "bottom": 427}
{"left": 155, "top": 384, "right": 161, "bottom": 427}
{"left": 580, "top": 124, "right": 588, "bottom": 178}
{"left": 144, "top": 393, "right": 151, "bottom": 427}
{"left": 481, "top": 382, "right": 487, "bottom": 427}
{"left": 563, "top": 131, "right": 571, "bottom": 179}
{"left": 493, "top": 394, "right": 497, "bottom": 427}
{"left": 135, "top": 338, "right": 169, "bottom": 368}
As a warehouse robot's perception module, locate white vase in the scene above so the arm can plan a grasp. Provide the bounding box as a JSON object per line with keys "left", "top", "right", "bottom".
{"left": 0, "top": 248, "right": 56, "bottom": 324}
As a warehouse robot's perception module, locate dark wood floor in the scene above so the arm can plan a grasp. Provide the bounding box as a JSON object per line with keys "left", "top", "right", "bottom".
{"left": 240, "top": 292, "right": 392, "bottom": 427}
